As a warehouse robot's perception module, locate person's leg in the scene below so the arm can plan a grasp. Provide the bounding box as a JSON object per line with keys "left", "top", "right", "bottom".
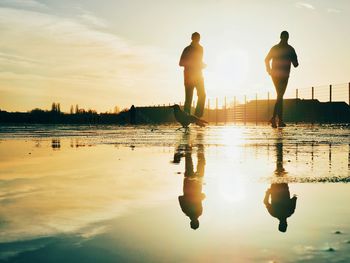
{"left": 194, "top": 78, "right": 206, "bottom": 118}
{"left": 272, "top": 77, "right": 288, "bottom": 118}
{"left": 184, "top": 147, "right": 194, "bottom": 177}
{"left": 184, "top": 86, "right": 194, "bottom": 114}
{"left": 271, "top": 77, "right": 280, "bottom": 127}
{"left": 276, "top": 78, "right": 288, "bottom": 125}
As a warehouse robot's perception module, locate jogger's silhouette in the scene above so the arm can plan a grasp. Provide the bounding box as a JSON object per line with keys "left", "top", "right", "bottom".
{"left": 179, "top": 32, "right": 206, "bottom": 118}
{"left": 265, "top": 31, "right": 299, "bottom": 128}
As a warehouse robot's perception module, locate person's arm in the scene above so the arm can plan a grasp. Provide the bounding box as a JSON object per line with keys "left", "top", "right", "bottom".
{"left": 179, "top": 47, "right": 189, "bottom": 67}
{"left": 263, "top": 189, "right": 271, "bottom": 206}
{"left": 263, "top": 189, "right": 274, "bottom": 215}
{"left": 291, "top": 48, "right": 299, "bottom": 68}
{"left": 200, "top": 46, "right": 206, "bottom": 69}
{"left": 290, "top": 195, "right": 297, "bottom": 212}
{"left": 265, "top": 48, "right": 273, "bottom": 75}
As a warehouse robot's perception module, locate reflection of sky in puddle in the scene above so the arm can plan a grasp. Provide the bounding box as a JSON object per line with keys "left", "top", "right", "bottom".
{"left": 0, "top": 125, "right": 349, "bottom": 262}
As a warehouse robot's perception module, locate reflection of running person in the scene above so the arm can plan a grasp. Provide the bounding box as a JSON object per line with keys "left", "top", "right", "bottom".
{"left": 263, "top": 142, "right": 297, "bottom": 233}
{"left": 264, "top": 184, "right": 297, "bottom": 233}
{"left": 177, "top": 144, "right": 206, "bottom": 230}
{"left": 265, "top": 31, "right": 299, "bottom": 128}
{"left": 179, "top": 32, "right": 206, "bottom": 118}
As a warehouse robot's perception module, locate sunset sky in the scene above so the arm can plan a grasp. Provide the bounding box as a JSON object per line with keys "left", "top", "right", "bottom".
{"left": 0, "top": 0, "right": 349, "bottom": 112}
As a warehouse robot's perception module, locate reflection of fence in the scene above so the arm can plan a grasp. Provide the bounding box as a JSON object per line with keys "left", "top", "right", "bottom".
{"left": 185, "top": 82, "right": 350, "bottom": 123}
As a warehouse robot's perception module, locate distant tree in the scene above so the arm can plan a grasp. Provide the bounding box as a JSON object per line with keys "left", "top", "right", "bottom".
{"left": 31, "top": 108, "right": 45, "bottom": 113}
{"left": 51, "top": 102, "right": 57, "bottom": 112}
{"left": 75, "top": 104, "right": 79, "bottom": 114}
{"left": 114, "top": 106, "right": 120, "bottom": 114}
{"left": 77, "top": 108, "right": 85, "bottom": 114}
{"left": 87, "top": 108, "right": 97, "bottom": 114}
{"left": 121, "top": 107, "right": 129, "bottom": 112}
{"left": 70, "top": 105, "right": 74, "bottom": 114}
{"left": 50, "top": 102, "right": 61, "bottom": 113}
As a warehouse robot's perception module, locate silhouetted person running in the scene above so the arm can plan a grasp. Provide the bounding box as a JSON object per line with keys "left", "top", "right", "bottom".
{"left": 179, "top": 32, "right": 206, "bottom": 118}
{"left": 264, "top": 142, "right": 297, "bottom": 232}
{"left": 265, "top": 31, "right": 299, "bottom": 128}
{"left": 177, "top": 144, "right": 206, "bottom": 230}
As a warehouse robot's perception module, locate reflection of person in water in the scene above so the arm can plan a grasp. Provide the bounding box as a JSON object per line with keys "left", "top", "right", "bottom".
{"left": 264, "top": 142, "right": 297, "bottom": 232}
{"left": 176, "top": 144, "right": 206, "bottom": 230}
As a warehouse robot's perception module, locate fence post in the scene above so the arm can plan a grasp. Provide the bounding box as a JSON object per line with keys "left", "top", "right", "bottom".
{"left": 329, "top": 84, "right": 333, "bottom": 123}
{"left": 244, "top": 95, "right": 247, "bottom": 125}
{"left": 224, "top": 96, "right": 227, "bottom": 125}
{"left": 255, "top": 93, "right": 258, "bottom": 125}
{"left": 296, "top": 89, "right": 298, "bottom": 124}
{"left": 329, "top": 143, "right": 332, "bottom": 170}
{"left": 234, "top": 96, "right": 236, "bottom": 125}
{"left": 207, "top": 99, "right": 210, "bottom": 123}
{"left": 267, "top": 92, "right": 270, "bottom": 122}
{"left": 215, "top": 97, "right": 218, "bottom": 125}
{"left": 348, "top": 82, "right": 350, "bottom": 105}
{"left": 311, "top": 87, "right": 315, "bottom": 124}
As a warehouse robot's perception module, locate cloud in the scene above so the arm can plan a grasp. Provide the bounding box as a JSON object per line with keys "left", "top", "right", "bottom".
{"left": 327, "top": 8, "right": 341, "bottom": 13}
{"left": 295, "top": 2, "right": 315, "bottom": 10}
{"left": 0, "top": 6, "right": 178, "bottom": 111}
{"left": 76, "top": 8, "right": 108, "bottom": 28}
{"left": 0, "top": 0, "right": 47, "bottom": 10}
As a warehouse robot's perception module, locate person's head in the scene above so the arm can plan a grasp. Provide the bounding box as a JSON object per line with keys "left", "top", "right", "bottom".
{"left": 190, "top": 218, "right": 200, "bottom": 230}
{"left": 278, "top": 218, "right": 288, "bottom": 232}
{"left": 280, "top": 31, "right": 289, "bottom": 42}
{"left": 191, "top": 32, "right": 200, "bottom": 43}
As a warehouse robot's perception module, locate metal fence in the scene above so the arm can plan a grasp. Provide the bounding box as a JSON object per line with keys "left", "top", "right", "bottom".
{"left": 142, "top": 82, "right": 349, "bottom": 124}
{"left": 184, "top": 82, "right": 350, "bottom": 123}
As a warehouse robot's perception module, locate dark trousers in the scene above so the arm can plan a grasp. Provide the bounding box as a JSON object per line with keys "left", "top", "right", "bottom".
{"left": 184, "top": 78, "right": 206, "bottom": 118}
{"left": 272, "top": 77, "right": 289, "bottom": 120}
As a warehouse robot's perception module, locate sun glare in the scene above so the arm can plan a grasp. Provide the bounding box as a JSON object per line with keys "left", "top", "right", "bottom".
{"left": 205, "top": 48, "right": 250, "bottom": 98}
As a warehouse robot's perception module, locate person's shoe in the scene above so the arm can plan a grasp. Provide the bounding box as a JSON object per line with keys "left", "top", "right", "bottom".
{"left": 270, "top": 118, "right": 277, "bottom": 128}
{"left": 278, "top": 121, "right": 287, "bottom": 127}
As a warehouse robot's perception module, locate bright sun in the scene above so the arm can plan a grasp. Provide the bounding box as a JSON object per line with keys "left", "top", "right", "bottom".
{"left": 205, "top": 48, "right": 250, "bottom": 98}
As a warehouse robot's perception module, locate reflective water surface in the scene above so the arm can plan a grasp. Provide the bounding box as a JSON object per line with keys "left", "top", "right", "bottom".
{"left": 0, "top": 125, "right": 349, "bottom": 262}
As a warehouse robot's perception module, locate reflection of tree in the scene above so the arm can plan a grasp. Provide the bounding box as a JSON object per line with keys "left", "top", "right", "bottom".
{"left": 51, "top": 139, "right": 61, "bottom": 150}
{"left": 264, "top": 142, "right": 297, "bottom": 233}
{"left": 175, "top": 140, "right": 206, "bottom": 230}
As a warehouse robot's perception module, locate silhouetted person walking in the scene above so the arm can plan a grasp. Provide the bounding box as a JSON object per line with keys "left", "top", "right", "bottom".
{"left": 265, "top": 31, "right": 299, "bottom": 128}
{"left": 264, "top": 142, "right": 297, "bottom": 232}
{"left": 179, "top": 32, "right": 206, "bottom": 118}
{"left": 176, "top": 144, "right": 206, "bottom": 230}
